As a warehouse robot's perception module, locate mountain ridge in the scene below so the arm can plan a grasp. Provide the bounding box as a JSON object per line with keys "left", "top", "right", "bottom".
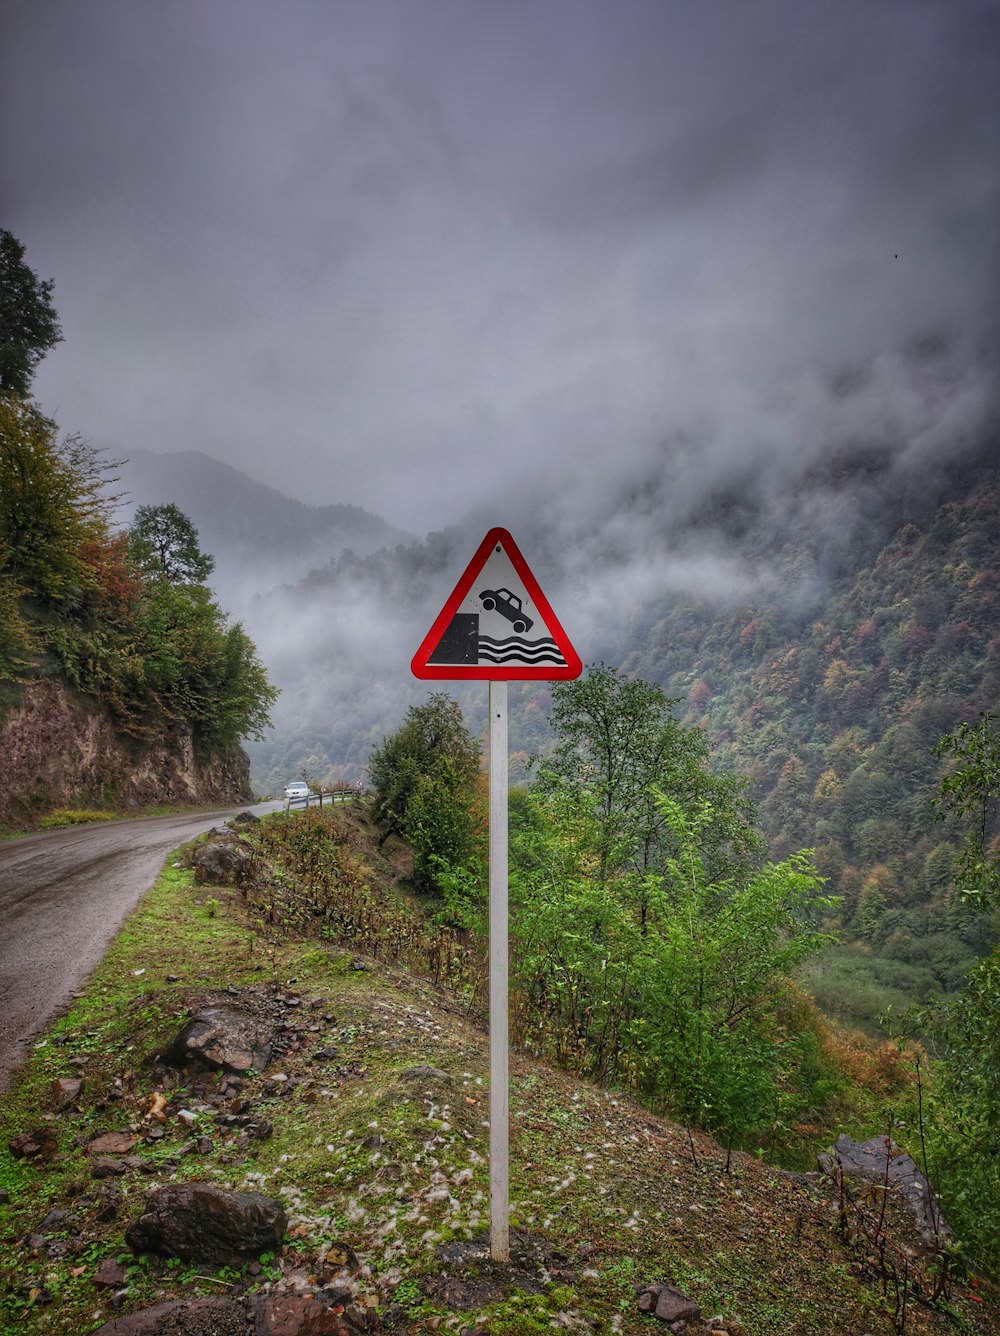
{"left": 114, "top": 447, "right": 415, "bottom": 600}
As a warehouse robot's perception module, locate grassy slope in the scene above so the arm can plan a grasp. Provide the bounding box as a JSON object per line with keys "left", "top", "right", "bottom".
{"left": 0, "top": 826, "right": 997, "bottom": 1336}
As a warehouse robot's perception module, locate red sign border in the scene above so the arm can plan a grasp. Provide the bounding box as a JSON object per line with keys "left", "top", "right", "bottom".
{"left": 411, "top": 528, "right": 583, "bottom": 681}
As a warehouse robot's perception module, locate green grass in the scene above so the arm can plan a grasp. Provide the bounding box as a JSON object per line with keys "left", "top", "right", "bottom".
{"left": 37, "top": 809, "right": 117, "bottom": 829}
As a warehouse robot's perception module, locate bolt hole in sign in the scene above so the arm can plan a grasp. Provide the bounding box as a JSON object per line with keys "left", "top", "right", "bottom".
{"left": 411, "top": 528, "right": 582, "bottom": 681}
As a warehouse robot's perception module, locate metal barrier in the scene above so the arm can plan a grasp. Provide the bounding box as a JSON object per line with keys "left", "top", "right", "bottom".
{"left": 284, "top": 788, "right": 362, "bottom": 812}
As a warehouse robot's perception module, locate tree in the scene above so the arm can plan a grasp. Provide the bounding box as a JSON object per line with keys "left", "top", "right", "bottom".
{"left": 510, "top": 785, "right": 832, "bottom": 1147}
{"left": 368, "top": 694, "right": 484, "bottom": 894}
{"left": 0, "top": 396, "right": 112, "bottom": 610}
{"left": 0, "top": 563, "right": 35, "bottom": 679}
{"left": 128, "top": 503, "right": 215, "bottom": 584}
{"left": 921, "top": 954, "right": 1000, "bottom": 1276}
{"left": 539, "top": 664, "right": 761, "bottom": 892}
{"left": 934, "top": 711, "right": 1000, "bottom": 906}
{"left": 633, "top": 793, "right": 831, "bottom": 1141}
{"left": 132, "top": 578, "right": 276, "bottom": 744}
{"left": 0, "top": 230, "right": 62, "bottom": 397}
{"left": 509, "top": 663, "right": 832, "bottom": 1147}
{"left": 917, "top": 712, "right": 1000, "bottom": 1275}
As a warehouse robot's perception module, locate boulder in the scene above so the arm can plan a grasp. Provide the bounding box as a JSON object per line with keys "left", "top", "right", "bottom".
{"left": 191, "top": 838, "right": 250, "bottom": 886}
{"left": 125, "top": 1183, "right": 286, "bottom": 1265}
{"left": 819, "top": 1134, "right": 952, "bottom": 1242}
{"left": 250, "top": 1295, "right": 360, "bottom": 1334}
{"left": 93, "top": 1258, "right": 127, "bottom": 1290}
{"left": 163, "top": 1005, "right": 276, "bottom": 1074}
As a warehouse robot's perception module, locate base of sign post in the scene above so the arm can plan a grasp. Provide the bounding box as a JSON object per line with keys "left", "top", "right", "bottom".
{"left": 489, "top": 679, "right": 509, "bottom": 1263}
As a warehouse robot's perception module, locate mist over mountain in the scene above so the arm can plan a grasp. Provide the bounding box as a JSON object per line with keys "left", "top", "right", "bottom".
{"left": 167, "top": 330, "right": 993, "bottom": 798}
{"left": 114, "top": 447, "right": 413, "bottom": 607}
{"left": 97, "top": 323, "right": 999, "bottom": 1018}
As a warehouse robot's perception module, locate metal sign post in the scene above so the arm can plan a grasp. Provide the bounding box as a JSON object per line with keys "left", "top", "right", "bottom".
{"left": 411, "top": 529, "right": 580, "bottom": 1265}
{"left": 488, "top": 679, "right": 509, "bottom": 1261}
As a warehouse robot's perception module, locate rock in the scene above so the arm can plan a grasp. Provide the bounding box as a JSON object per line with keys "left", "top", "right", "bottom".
{"left": 230, "top": 810, "right": 260, "bottom": 828}
{"left": 0, "top": 1188, "right": 10, "bottom": 1204}
{"left": 191, "top": 839, "right": 250, "bottom": 886}
{"left": 91, "top": 1158, "right": 128, "bottom": 1179}
{"left": 89, "top": 1298, "right": 243, "bottom": 1334}
{"left": 125, "top": 1183, "right": 286, "bottom": 1265}
{"left": 89, "top": 1296, "right": 362, "bottom": 1335}
{"left": 88, "top": 1132, "right": 138, "bottom": 1156}
{"left": 164, "top": 1005, "right": 277, "bottom": 1074}
{"left": 321, "top": 1242, "right": 358, "bottom": 1271}
{"left": 9, "top": 1128, "right": 58, "bottom": 1162}
{"left": 53, "top": 1076, "right": 83, "bottom": 1105}
{"left": 636, "top": 1284, "right": 701, "bottom": 1327}
{"left": 94, "top": 1258, "right": 127, "bottom": 1289}
{"left": 399, "top": 1065, "right": 451, "bottom": 1084}
{"left": 818, "top": 1134, "right": 952, "bottom": 1242}
{"left": 251, "top": 1294, "right": 357, "bottom": 1334}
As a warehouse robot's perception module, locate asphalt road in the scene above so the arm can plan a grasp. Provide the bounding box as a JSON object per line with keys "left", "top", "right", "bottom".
{"left": 0, "top": 804, "right": 278, "bottom": 1093}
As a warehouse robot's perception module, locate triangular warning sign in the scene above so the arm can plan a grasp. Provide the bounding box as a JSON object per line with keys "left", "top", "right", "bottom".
{"left": 411, "top": 528, "right": 582, "bottom": 680}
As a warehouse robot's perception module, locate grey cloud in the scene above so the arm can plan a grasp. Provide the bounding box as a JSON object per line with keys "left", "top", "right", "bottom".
{"left": 2, "top": 0, "right": 995, "bottom": 542}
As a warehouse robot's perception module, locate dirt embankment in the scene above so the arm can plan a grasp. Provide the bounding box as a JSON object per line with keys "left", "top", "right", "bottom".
{"left": 0, "top": 679, "right": 251, "bottom": 829}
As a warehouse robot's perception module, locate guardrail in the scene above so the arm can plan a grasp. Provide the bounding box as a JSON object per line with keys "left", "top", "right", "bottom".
{"left": 284, "top": 788, "right": 362, "bottom": 812}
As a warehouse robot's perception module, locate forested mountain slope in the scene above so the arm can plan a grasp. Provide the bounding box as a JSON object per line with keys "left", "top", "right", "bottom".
{"left": 622, "top": 446, "right": 999, "bottom": 1006}
{"left": 244, "top": 435, "right": 999, "bottom": 1022}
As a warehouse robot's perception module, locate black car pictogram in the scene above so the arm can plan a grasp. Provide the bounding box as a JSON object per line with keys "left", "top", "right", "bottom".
{"left": 478, "top": 587, "right": 533, "bottom": 635}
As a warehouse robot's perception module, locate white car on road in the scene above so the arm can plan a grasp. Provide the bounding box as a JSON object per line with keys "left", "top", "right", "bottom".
{"left": 284, "top": 781, "right": 310, "bottom": 803}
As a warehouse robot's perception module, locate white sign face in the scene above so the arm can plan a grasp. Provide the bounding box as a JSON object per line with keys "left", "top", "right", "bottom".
{"left": 411, "top": 528, "right": 581, "bottom": 680}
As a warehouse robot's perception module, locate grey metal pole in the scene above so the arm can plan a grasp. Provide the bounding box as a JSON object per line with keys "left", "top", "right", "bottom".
{"left": 488, "top": 679, "right": 510, "bottom": 1262}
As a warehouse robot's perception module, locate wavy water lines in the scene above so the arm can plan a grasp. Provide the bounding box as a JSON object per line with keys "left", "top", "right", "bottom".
{"left": 477, "top": 635, "right": 568, "bottom": 666}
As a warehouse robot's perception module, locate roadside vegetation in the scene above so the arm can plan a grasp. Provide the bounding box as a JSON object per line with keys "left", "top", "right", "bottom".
{"left": 1, "top": 803, "right": 997, "bottom": 1335}
{"left": 368, "top": 677, "right": 1000, "bottom": 1278}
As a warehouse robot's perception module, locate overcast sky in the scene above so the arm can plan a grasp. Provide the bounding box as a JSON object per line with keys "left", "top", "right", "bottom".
{"left": 3, "top": 0, "right": 997, "bottom": 535}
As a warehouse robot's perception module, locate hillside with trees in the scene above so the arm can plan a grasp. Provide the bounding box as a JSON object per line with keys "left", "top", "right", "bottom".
{"left": 617, "top": 446, "right": 999, "bottom": 1026}
{"left": 0, "top": 232, "right": 276, "bottom": 828}
{"left": 368, "top": 670, "right": 1000, "bottom": 1277}
{"left": 249, "top": 431, "right": 998, "bottom": 1036}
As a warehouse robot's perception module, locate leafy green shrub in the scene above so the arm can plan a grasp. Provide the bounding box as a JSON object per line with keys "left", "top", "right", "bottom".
{"left": 368, "top": 693, "right": 485, "bottom": 895}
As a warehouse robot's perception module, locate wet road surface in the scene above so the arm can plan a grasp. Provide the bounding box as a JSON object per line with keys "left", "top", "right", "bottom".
{"left": 0, "top": 805, "right": 277, "bottom": 1092}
